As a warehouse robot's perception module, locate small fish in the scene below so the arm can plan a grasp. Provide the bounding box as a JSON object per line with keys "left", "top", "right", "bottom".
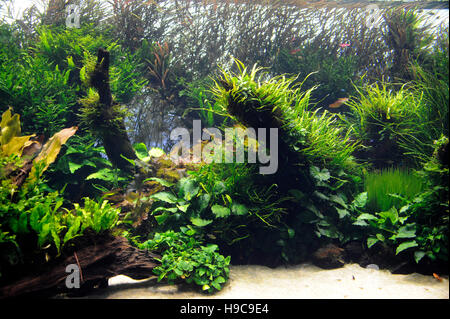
{"left": 339, "top": 43, "right": 350, "bottom": 48}
{"left": 329, "top": 97, "right": 349, "bottom": 109}
{"left": 290, "top": 48, "right": 301, "bottom": 55}
{"left": 433, "top": 273, "right": 443, "bottom": 282}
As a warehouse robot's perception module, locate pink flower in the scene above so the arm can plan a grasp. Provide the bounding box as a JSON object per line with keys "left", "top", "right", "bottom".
{"left": 339, "top": 43, "right": 351, "bottom": 48}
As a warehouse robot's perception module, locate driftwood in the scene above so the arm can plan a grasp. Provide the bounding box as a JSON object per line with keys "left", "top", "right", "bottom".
{"left": 90, "top": 48, "right": 137, "bottom": 173}
{"left": 0, "top": 236, "right": 159, "bottom": 298}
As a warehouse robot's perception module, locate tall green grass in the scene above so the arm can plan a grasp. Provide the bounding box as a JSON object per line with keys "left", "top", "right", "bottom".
{"left": 364, "top": 166, "right": 425, "bottom": 213}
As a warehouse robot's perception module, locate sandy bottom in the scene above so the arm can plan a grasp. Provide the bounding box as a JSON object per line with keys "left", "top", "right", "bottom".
{"left": 83, "top": 263, "right": 448, "bottom": 299}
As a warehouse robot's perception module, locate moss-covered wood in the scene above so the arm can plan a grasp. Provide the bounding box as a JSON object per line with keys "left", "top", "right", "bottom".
{"left": 88, "top": 48, "right": 137, "bottom": 173}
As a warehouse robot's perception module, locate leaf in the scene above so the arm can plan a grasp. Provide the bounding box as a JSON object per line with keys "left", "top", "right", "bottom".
{"left": 155, "top": 212, "right": 170, "bottom": 225}
{"left": 38, "top": 222, "right": 51, "bottom": 247}
{"left": 177, "top": 203, "right": 190, "bottom": 213}
{"left": 148, "top": 147, "right": 165, "bottom": 158}
{"left": 211, "top": 205, "right": 230, "bottom": 218}
{"left": 379, "top": 207, "right": 398, "bottom": 225}
{"left": 30, "top": 126, "right": 77, "bottom": 182}
{"left": 310, "top": 166, "right": 330, "bottom": 182}
{"left": 67, "top": 56, "right": 75, "bottom": 68}
{"left": 396, "top": 240, "right": 418, "bottom": 255}
{"left": 68, "top": 160, "right": 96, "bottom": 174}
{"left": 18, "top": 212, "right": 28, "bottom": 233}
{"left": 51, "top": 228, "right": 61, "bottom": 255}
{"left": 2, "top": 135, "right": 35, "bottom": 157}
{"left": 29, "top": 207, "right": 42, "bottom": 232}
{"left": 197, "top": 193, "right": 211, "bottom": 213}
{"left": 306, "top": 204, "right": 323, "bottom": 218}
{"left": 231, "top": 203, "right": 248, "bottom": 216}
{"left": 150, "top": 192, "right": 178, "bottom": 204}
{"left": 211, "top": 276, "right": 225, "bottom": 290}
{"left": 179, "top": 178, "right": 199, "bottom": 201}
{"left": 1, "top": 109, "right": 21, "bottom": 145}
{"left": 86, "top": 168, "right": 116, "bottom": 181}
{"left": 288, "top": 189, "right": 306, "bottom": 201}
{"left": 335, "top": 207, "right": 349, "bottom": 219}
{"left": 352, "top": 192, "right": 368, "bottom": 208}
{"left": 353, "top": 219, "right": 368, "bottom": 226}
{"left": 414, "top": 251, "right": 426, "bottom": 263}
{"left": 144, "top": 177, "right": 174, "bottom": 187}
{"left": 64, "top": 217, "right": 81, "bottom": 245}
{"left": 152, "top": 206, "right": 178, "bottom": 214}
{"left": 396, "top": 224, "right": 416, "bottom": 239}
{"left": 367, "top": 237, "right": 379, "bottom": 248}
{"left": 190, "top": 217, "right": 213, "bottom": 227}
{"left": 133, "top": 143, "right": 148, "bottom": 160}
{"left": 357, "top": 213, "right": 378, "bottom": 221}
{"left": 329, "top": 194, "right": 348, "bottom": 208}
{"left": 178, "top": 260, "right": 193, "bottom": 272}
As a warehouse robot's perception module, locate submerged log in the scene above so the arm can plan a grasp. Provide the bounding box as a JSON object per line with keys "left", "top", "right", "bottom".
{"left": 0, "top": 236, "right": 159, "bottom": 298}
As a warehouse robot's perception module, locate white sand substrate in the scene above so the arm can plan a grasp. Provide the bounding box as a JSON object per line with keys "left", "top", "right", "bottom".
{"left": 81, "top": 263, "right": 448, "bottom": 299}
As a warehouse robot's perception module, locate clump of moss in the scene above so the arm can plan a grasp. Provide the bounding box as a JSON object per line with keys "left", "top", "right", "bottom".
{"left": 78, "top": 87, "right": 129, "bottom": 138}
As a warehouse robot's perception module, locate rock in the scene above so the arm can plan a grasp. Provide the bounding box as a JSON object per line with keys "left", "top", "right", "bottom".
{"left": 366, "top": 264, "right": 380, "bottom": 270}
{"left": 312, "top": 244, "right": 345, "bottom": 269}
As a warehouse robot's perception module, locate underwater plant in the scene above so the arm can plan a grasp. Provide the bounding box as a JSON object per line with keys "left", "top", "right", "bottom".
{"left": 345, "top": 81, "right": 434, "bottom": 167}
{"left": 0, "top": 109, "right": 124, "bottom": 284}
{"left": 364, "top": 167, "right": 425, "bottom": 213}
{"left": 383, "top": 8, "right": 434, "bottom": 82}
{"left": 137, "top": 228, "right": 230, "bottom": 293}
{"left": 212, "top": 59, "right": 359, "bottom": 173}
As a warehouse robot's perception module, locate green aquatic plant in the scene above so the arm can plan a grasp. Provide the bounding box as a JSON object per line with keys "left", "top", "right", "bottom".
{"left": 364, "top": 167, "right": 425, "bottom": 213}
{"left": 212, "top": 59, "right": 359, "bottom": 171}
{"left": 346, "top": 82, "right": 433, "bottom": 166}
{"left": 137, "top": 228, "right": 230, "bottom": 293}
{"left": 410, "top": 26, "right": 449, "bottom": 141}
{"left": 355, "top": 137, "right": 448, "bottom": 264}
{"left": 383, "top": 8, "right": 434, "bottom": 82}
{"left": 0, "top": 109, "right": 119, "bottom": 282}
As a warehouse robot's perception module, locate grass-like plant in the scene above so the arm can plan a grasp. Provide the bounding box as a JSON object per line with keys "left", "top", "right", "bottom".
{"left": 346, "top": 81, "right": 434, "bottom": 165}
{"left": 364, "top": 166, "right": 425, "bottom": 213}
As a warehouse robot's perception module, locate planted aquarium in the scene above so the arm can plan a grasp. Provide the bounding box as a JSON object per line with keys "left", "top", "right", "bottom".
{"left": 0, "top": 0, "right": 448, "bottom": 302}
